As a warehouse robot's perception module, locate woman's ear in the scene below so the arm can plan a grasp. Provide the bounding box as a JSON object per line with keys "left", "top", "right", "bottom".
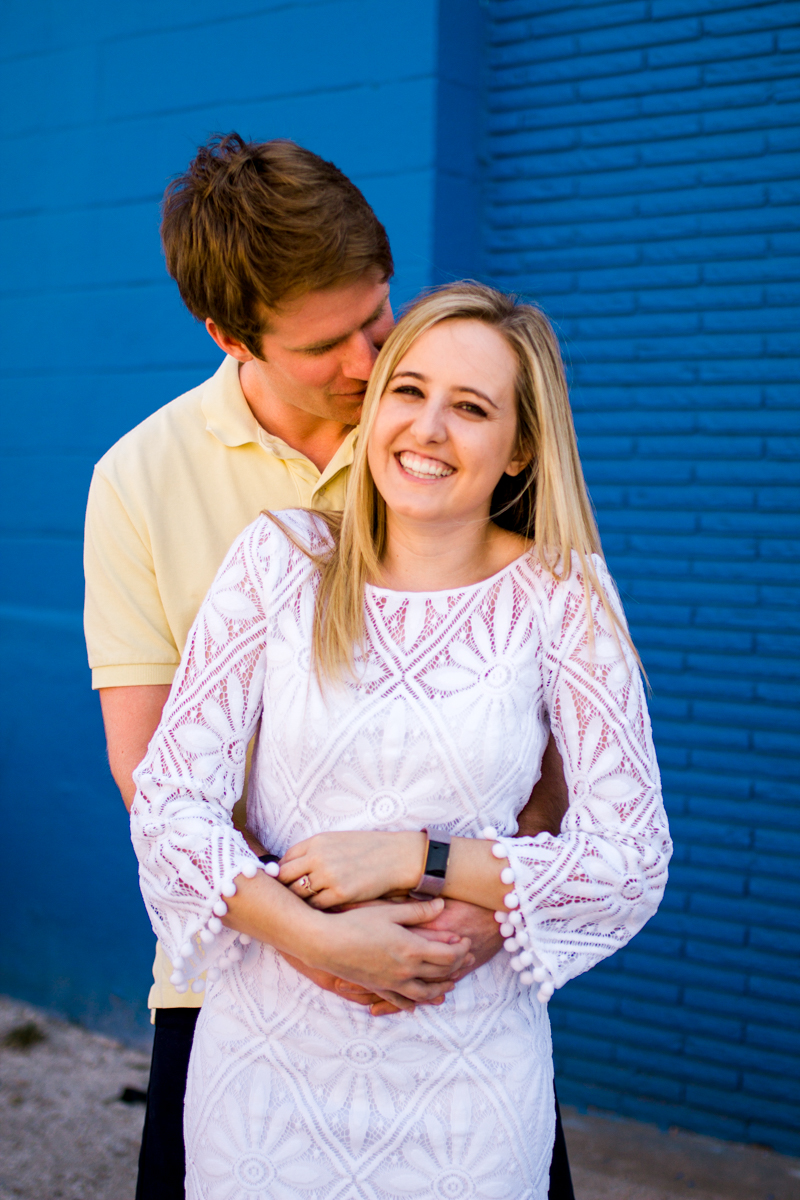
{"left": 504, "top": 447, "right": 532, "bottom": 478}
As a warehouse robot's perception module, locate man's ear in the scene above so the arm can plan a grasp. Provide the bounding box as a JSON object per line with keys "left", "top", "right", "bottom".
{"left": 205, "top": 319, "right": 255, "bottom": 363}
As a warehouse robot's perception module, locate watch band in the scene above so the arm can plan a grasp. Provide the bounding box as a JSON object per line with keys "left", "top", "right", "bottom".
{"left": 258, "top": 853, "right": 281, "bottom": 866}
{"left": 410, "top": 827, "right": 452, "bottom": 899}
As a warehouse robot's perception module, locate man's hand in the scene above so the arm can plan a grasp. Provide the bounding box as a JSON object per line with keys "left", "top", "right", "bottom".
{"left": 278, "top": 952, "right": 388, "bottom": 1008}
{"left": 358, "top": 898, "right": 501, "bottom": 1016}
{"left": 416, "top": 899, "right": 502, "bottom": 977}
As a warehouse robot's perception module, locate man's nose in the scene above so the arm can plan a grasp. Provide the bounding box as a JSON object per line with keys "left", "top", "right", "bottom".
{"left": 341, "top": 330, "right": 380, "bottom": 381}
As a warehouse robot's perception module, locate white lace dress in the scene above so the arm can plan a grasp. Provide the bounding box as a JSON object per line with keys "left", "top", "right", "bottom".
{"left": 131, "top": 511, "right": 671, "bottom": 1200}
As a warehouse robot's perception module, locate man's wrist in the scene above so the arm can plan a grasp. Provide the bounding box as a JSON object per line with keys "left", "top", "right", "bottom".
{"left": 240, "top": 827, "right": 268, "bottom": 857}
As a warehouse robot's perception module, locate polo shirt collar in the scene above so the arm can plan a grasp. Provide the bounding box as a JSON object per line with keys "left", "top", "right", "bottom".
{"left": 201, "top": 353, "right": 358, "bottom": 486}
{"left": 201, "top": 355, "right": 263, "bottom": 448}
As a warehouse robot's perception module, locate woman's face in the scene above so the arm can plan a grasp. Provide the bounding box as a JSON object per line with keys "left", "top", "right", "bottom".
{"left": 367, "top": 318, "right": 527, "bottom": 530}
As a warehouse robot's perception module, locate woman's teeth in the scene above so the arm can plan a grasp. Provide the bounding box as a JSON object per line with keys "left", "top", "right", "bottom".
{"left": 398, "top": 452, "right": 455, "bottom": 479}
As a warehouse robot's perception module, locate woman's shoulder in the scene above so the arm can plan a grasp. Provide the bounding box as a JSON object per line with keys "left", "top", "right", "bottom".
{"left": 229, "top": 508, "right": 333, "bottom": 578}
{"left": 517, "top": 548, "right": 614, "bottom": 607}
{"left": 517, "top": 545, "right": 605, "bottom": 578}
{"left": 242, "top": 506, "right": 330, "bottom": 544}
{"left": 260, "top": 507, "right": 335, "bottom": 548}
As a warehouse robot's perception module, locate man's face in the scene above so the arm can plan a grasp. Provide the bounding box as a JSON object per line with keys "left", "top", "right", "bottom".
{"left": 246, "top": 269, "right": 394, "bottom": 426}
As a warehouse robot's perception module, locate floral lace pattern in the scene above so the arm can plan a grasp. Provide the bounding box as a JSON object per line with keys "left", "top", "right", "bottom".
{"left": 132, "top": 510, "right": 670, "bottom": 1200}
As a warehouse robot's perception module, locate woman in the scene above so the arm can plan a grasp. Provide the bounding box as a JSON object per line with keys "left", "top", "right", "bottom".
{"left": 132, "top": 283, "right": 670, "bottom": 1199}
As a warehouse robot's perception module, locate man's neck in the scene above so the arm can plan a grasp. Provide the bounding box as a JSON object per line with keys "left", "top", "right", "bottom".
{"left": 239, "top": 361, "right": 354, "bottom": 473}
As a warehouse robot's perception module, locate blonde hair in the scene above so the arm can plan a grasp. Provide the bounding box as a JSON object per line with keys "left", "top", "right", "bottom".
{"left": 267, "top": 282, "right": 639, "bottom": 682}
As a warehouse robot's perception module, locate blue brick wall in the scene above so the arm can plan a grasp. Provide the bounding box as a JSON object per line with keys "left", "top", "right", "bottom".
{"left": 2, "top": 0, "right": 798, "bottom": 1152}
{"left": 0, "top": 0, "right": 480, "bottom": 1041}
{"left": 485, "top": 0, "right": 800, "bottom": 1154}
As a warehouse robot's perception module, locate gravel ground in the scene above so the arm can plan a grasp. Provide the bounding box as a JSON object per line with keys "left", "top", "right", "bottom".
{"left": 0, "top": 995, "right": 149, "bottom": 1200}
{"left": 1, "top": 993, "right": 798, "bottom": 1200}
{"left": 562, "top": 1109, "right": 800, "bottom": 1200}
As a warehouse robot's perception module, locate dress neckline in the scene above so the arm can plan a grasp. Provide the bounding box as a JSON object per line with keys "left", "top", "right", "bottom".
{"left": 365, "top": 546, "right": 535, "bottom": 599}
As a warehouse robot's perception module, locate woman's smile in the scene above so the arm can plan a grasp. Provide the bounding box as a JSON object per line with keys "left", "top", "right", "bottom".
{"left": 395, "top": 450, "right": 455, "bottom": 480}
{"left": 368, "top": 318, "right": 527, "bottom": 531}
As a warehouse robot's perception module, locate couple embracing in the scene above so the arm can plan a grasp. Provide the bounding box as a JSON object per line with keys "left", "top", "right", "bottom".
{"left": 85, "top": 134, "right": 670, "bottom": 1200}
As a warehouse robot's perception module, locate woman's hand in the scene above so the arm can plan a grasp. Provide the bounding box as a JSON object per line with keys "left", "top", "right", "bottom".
{"left": 280, "top": 828, "right": 509, "bottom": 914}
{"left": 307, "top": 897, "right": 473, "bottom": 1010}
{"left": 279, "top": 830, "right": 426, "bottom": 908}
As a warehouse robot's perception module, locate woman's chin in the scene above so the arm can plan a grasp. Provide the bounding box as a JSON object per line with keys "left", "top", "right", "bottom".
{"left": 384, "top": 497, "right": 471, "bottom": 527}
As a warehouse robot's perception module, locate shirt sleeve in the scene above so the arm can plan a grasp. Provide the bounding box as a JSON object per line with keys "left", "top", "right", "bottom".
{"left": 84, "top": 466, "right": 180, "bottom": 688}
{"left": 130, "top": 515, "right": 286, "bottom": 987}
{"left": 496, "top": 556, "right": 672, "bottom": 992}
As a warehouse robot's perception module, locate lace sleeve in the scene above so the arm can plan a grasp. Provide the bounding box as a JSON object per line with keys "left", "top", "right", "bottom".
{"left": 495, "top": 556, "right": 672, "bottom": 994}
{"left": 130, "top": 515, "right": 290, "bottom": 987}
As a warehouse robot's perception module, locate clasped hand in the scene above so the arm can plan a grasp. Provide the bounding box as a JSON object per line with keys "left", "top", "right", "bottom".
{"left": 278, "top": 829, "right": 427, "bottom": 908}
{"left": 277, "top": 830, "right": 477, "bottom": 1013}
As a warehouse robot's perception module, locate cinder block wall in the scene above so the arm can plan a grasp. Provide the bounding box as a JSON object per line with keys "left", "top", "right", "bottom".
{"left": 485, "top": 0, "right": 800, "bottom": 1153}
{"left": 0, "top": 0, "right": 480, "bottom": 1040}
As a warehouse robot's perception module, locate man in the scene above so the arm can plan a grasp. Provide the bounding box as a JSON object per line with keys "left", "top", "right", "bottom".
{"left": 84, "top": 133, "right": 573, "bottom": 1199}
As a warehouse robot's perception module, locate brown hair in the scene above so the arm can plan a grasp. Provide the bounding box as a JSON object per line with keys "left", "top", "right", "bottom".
{"left": 161, "top": 132, "right": 394, "bottom": 356}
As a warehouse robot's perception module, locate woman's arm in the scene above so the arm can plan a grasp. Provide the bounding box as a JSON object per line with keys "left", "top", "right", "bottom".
{"left": 131, "top": 516, "right": 470, "bottom": 1000}
{"left": 279, "top": 558, "right": 671, "bottom": 996}
{"left": 279, "top": 733, "right": 570, "bottom": 911}
{"left": 222, "top": 874, "right": 471, "bottom": 1010}
{"left": 279, "top": 829, "right": 508, "bottom": 912}
{"left": 495, "top": 557, "right": 672, "bottom": 990}
{"left": 131, "top": 518, "right": 278, "bottom": 976}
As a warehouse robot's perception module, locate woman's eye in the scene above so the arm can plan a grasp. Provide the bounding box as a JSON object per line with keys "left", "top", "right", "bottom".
{"left": 392, "top": 385, "right": 424, "bottom": 398}
{"left": 457, "top": 402, "right": 488, "bottom": 417}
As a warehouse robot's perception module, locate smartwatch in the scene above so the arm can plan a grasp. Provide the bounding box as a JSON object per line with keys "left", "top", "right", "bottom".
{"left": 410, "top": 828, "right": 452, "bottom": 899}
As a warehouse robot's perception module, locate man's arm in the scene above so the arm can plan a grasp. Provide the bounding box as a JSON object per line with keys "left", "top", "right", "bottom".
{"left": 99, "top": 685, "right": 172, "bottom": 812}
{"left": 100, "top": 683, "right": 269, "bottom": 861}
{"left": 518, "top": 732, "right": 570, "bottom": 837}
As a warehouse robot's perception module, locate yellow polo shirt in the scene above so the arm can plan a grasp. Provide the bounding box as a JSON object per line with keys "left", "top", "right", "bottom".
{"left": 84, "top": 353, "right": 354, "bottom": 1008}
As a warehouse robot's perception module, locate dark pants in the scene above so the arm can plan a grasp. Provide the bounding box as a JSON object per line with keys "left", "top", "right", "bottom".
{"left": 136, "top": 1008, "right": 200, "bottom": 1200}
{"left": 137, "top": 1008, "right": 574, "bottom": 1200}
{"left": 550, "top": 1089, "right": 575, "bottom": 1200}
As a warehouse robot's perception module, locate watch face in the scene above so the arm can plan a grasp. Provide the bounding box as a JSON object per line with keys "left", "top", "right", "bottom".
{"left": 426, "top": 839, "right": 450, "bottom": 880}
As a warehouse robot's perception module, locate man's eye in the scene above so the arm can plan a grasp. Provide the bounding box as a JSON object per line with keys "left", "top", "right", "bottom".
{"left": 306, "top": 344, "right": 337, "bottom": 356}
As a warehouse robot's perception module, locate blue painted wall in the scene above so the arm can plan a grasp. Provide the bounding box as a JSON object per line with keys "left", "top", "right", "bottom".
{"left": 0, "top": 0, "right": 482, "bottom": 1042}
{"left": 484, "top": 0, "right": 800, "bottom": 1155}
